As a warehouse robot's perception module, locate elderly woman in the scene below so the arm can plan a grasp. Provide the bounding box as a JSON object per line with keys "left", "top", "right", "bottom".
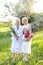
{"left": 11, "top": 17, "right": 23, "bottom": 62}
{"left": 22, "top": 17, "right": 33, "bottom": 62}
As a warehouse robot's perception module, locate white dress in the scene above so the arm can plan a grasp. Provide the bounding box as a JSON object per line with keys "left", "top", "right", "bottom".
{"left": 22, "top": 24, "right": 32, "bottom": 54}
{"left": 11, "top": 25, "right": 23, "bottom": 53}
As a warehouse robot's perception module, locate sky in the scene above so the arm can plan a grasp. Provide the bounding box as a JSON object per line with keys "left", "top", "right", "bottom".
{"left": 32, "top": 0, "right": 43, "bottom": 13}
{"left": 0, "top": 0, "right": 43, "bottom": 22}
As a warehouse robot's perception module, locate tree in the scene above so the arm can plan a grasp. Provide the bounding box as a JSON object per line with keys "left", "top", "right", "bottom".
{"left": 14, "top": 0, "right": 35, "bottom": 18}
{"left": 0, "top": 0, "right": 35, "bottom": 22}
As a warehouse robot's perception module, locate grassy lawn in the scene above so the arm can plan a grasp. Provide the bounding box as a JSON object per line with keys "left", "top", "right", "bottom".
{"left": 0, "top": 23, "right": 43, "bottom": 65}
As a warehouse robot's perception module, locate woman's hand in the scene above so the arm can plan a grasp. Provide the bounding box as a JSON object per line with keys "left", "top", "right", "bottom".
{"left": 16, "top": 36, "right": 19, "bottom": 40}
{"left": 15, "top": 35, "right": 19, "bottom": 40}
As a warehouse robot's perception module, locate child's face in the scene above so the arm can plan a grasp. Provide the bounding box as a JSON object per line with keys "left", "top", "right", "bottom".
{"left": 24, "top": 29, "right": 27, "bottom": 34}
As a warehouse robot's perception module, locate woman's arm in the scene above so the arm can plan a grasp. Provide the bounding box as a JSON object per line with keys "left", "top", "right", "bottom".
{"left": 29, "top": 24, "right": 32, "bottom": 34}
{"left": 28, "top": 24, "right": 33, "bottom": 40}
{"left": 10, "top": 26, "right": 19, "bottom": 40}
{"left": 22, "top": 35, "right": 29, "bottom": 41}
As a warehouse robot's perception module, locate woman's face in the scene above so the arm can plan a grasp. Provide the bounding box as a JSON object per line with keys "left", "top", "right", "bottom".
{"left": 22, "top": 19, "right": 28, "bottom": 25}
{"left": 16, "top": 20, "right": 20, "bottom": 26}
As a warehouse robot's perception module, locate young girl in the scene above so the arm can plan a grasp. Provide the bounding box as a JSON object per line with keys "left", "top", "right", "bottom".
{"left": 22, "top": 17, "right": 33, "bottom": 62}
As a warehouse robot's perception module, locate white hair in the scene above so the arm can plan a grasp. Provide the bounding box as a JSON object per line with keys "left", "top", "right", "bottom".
{"left": 16, "top": 17, "right": 20, "bottom": 23}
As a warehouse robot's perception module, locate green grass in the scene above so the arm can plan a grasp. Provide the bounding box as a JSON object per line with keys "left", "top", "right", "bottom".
{"left": 0, "top": 23, "right": 43, "bottom": 65}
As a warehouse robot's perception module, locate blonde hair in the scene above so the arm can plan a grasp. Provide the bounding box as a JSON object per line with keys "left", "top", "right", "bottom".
{"left": 22, "top": 17, "right": 28, "bottom": 24}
